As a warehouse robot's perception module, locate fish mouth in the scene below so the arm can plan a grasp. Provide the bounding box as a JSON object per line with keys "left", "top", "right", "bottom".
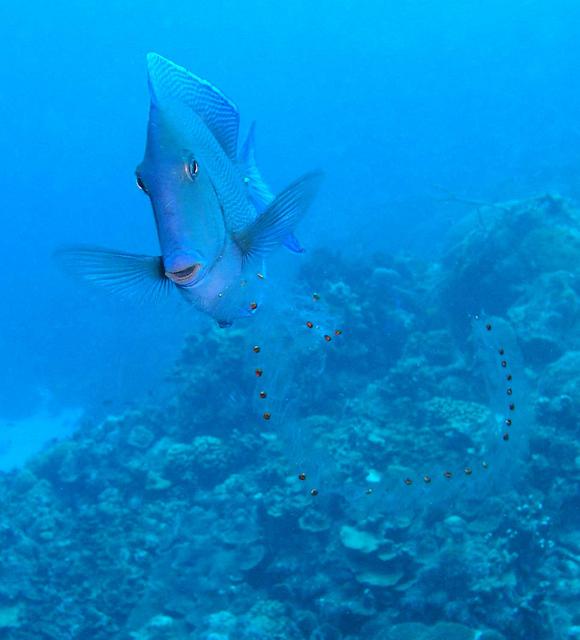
{"left": 165, "top": 263, "right": 203, "bottom": 285}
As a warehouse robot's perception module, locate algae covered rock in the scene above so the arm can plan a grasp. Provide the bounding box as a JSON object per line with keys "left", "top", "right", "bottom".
{"left": 420, "top": 396, "right": 490, "bottom": 432}
{"left": 376, "top": 621, "right": 505, "bottom": 640}
{"left": 0, "top": 603, "right": 22, "bottom": 629}
{"left": 241, "top": 599, "right": 302, "bottom": 640}
{"left": 507, "top": 270, "right": 578, "bottom": 364}
{"left": 441, "top": 194, "right": 580, "bottom": 321}
{"left": 537, "top": 351, "right": 580, "bottom": 426}
{"left": 191, "top": 435, "right": 231, "bottom": 473}
{"left": 127, "top": 425, "right": 156, "bottom": 449}
{"left": 340, "top": 525, "right": 381, "bottom": 553}
{"left": 129, "top": 614, "right": 185, "bottom": 640}
{"left": 298, "top": 507, "right": 332, "bottom": 533}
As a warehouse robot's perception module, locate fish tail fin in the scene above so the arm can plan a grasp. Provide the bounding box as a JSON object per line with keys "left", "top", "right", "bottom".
{"left": 239, "top": 123, "right": 305, "bottom": 255}
{"left": 239, "top": 122, "right": 275, "bottom": 210}
{"left": 54, "top": 246, "right": 173, "bottom": 304}
{"left": 282, "top": 233, "right": 305, "bottom": 254}
{"left": 235, "top": 171, "right": 324, "bottom": 263}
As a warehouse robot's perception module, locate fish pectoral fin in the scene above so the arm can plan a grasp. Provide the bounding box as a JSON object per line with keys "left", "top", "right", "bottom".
{"left": 239, "top": 121, "right": 275, "bottom": 211}
{"left": 55, "top": 246, "right": 173, "bottom": 303}
{"left": 234, "top": 171, "right": 324, "bottom": 262}
{"left": 147, "top": 53, "right": 239, "bottom": 160}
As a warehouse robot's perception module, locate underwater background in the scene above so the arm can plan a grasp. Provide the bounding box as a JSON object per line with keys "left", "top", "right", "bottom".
{"left": 1, "top": 0, "right": 580, "bottom": 638}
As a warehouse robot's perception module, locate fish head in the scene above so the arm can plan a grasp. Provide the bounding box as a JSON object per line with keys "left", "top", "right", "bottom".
{"left": 136, "top": 99, "right": 226, "bottom": 288}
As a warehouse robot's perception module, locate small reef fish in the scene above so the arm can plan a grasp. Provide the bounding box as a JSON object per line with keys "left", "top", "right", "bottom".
{"left": 58, "top": 54, "right": 323, "bottom": 326}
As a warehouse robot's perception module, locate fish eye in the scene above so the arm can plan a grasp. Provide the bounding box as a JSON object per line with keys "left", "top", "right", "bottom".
{"left": 136, "top": 174, "right": 148, "bottom": 194}
{"left": 185, "top": 156, "right": 199, "bottom": 181}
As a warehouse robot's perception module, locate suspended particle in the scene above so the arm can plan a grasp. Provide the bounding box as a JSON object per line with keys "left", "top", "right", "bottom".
{"left": 443, "top": 471, "right": 453, "bottom": 479}
{"left": 253, "top": 345, "right": 261, "bottom": 353}
{"left": 486, "top": 323, "right": 492, "bottom": 331}
{"left": 404, "top": 478, "right": 413, "bottom": 486}
{"left": 263, "top": 412, "right": 271, "bottom": 421}
{"left": 255, "top": 368, "right": 263, "bottom": 377}
{"left": 501, "top": 360, "right": 507, "bottom": 368}
{"left": 324, "top": 335, "right": 332, "bottom": 342}
{"left": 256, "top": 272, "right": 265, "bottom": 280}
{"left": 310, "top": 488, "right": 319, "bottom": 496}
{"left": 306, "top": 321, "right": 314, "bottom": 329}
{"left": 499, "top": 348, "right": 505, "bottom": 355}
{"left": 423, "top": 475, "right": 432, "bottom": 484}
{"left": 464, "top": 467, "right": 473, "bottom": 476}
{"left": 503, "top": 432, "right": 510, "bottom": 441}
{"left": 507, "top": 388, "right": 513, "bottom": 396}
{"left": 482, "top": 461, "right": 489, "bottom": 469}
{"left": 298, "top": 473, "right": 306, "bottom": 481}
{"left": 365, "top": 488, "right": 373, "bottom": 495}
{"left": 505, "top": 418, "right": 512, "bottom": 426}
{"left": 509, "top": 403, "right": 515, "bottom": 411}
{"left": 312, "top": 292, "right": 321, "bottom": 301}
{"left": 335, "top": 329, "right": 343, "bottom": 336}
{"left": 249, "top": 301, "right": 258, "bottom": 311}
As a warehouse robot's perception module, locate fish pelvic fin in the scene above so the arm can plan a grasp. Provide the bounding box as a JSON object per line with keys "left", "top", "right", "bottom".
{"left": 146, "top": 53, "right": 239, "bottom": 160}
{"left": 55, "top": 246, "right": 173, "bottom": 304}
{"left": 234, "top": 171, "right": 323, "bottom": 262}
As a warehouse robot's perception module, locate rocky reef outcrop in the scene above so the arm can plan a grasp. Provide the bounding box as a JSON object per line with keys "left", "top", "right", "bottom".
{"left": 0, "top": 195, "right": 578, "bottom": 639}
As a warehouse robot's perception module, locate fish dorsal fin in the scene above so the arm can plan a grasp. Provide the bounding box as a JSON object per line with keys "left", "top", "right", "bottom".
{"left": 146, "top": 53, "right": 239, "bottom": 160}
{"left": 234, "top": 172, "right": 323, "bottom": 262}
{"left": 55, "top": 246, "right": 173, "bottom": 303}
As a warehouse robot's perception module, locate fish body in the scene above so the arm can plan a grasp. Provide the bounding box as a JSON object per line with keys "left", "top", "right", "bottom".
{"left": 58, "top": 54, "right": 322, "bottom": 325}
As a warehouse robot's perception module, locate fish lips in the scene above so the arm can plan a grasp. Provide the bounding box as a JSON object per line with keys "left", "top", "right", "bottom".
{"left": 165, "top": 262, "right": 203, "bottom": 285}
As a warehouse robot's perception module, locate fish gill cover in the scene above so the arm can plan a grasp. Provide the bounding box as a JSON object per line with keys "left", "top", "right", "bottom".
{"left": 1, "top": 3, "right": 580, "bottom": 640}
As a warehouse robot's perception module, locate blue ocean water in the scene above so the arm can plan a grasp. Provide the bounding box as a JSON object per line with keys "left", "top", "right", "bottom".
{"left": 1, "top": 1, "right": 579, "bottom": 638}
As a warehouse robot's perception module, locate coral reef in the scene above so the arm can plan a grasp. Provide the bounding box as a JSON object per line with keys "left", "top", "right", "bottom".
{"left": 0, "top": 194, "right": 578, "bottom": 638}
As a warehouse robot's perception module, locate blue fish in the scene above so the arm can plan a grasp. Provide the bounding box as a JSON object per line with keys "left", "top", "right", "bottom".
{"left": 58, "top": 54, "right": 322, "bottom": 326}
